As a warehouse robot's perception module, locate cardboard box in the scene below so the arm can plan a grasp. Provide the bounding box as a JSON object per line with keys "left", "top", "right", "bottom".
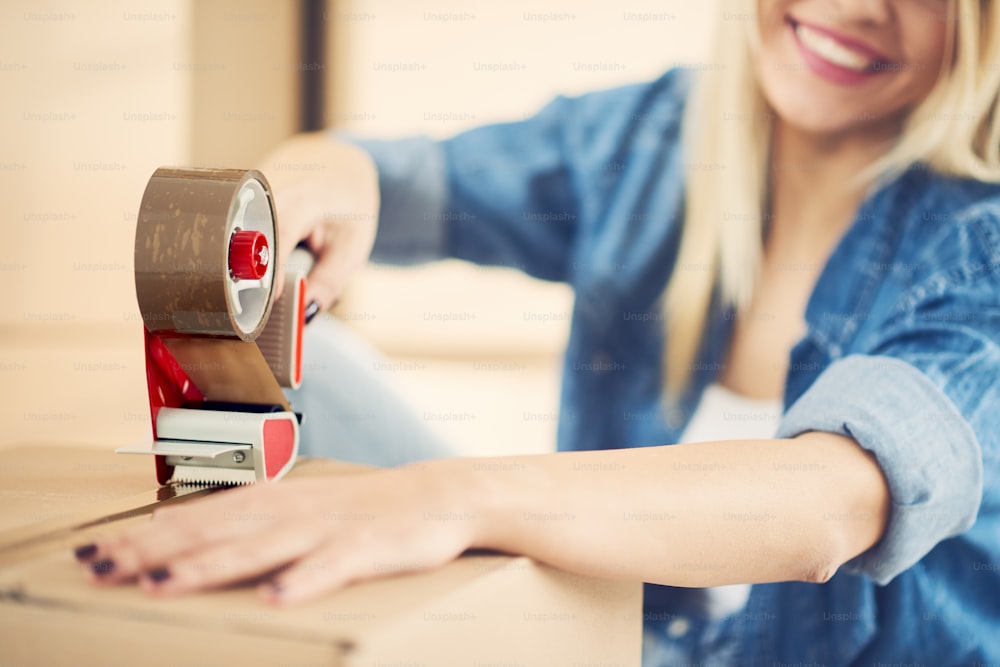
{"left": 0, "top": 446, "right": 641, "bottom": 666}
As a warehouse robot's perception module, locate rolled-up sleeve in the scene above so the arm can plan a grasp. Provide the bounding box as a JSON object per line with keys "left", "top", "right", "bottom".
{"left": 777, "top": 209, "right": 1000, "bottom": 585}
{"left": 344, "top": 135, "right": 449, "bottom": 265}
{"left": 775, "top": 354, "right": 984, "bottom": 584}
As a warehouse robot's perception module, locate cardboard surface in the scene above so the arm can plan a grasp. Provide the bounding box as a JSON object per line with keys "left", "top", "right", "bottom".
{"left": 0, "top": 446, "right": 641, "bottom": 666}
{"left": 0, "top": 445, "right": 210, "bottom": 561}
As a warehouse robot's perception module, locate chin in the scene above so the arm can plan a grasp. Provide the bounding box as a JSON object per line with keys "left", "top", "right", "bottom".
{"left": 774, "top": 99, "right": 865, "bottom": 136}
{"left": 757, "top": 69, "right": 883, "bottom": 137}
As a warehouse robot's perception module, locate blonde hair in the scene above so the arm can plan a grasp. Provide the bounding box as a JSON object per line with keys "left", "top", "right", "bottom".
{"left": 664, "top": 0, "right": 1000, "bottom": 398}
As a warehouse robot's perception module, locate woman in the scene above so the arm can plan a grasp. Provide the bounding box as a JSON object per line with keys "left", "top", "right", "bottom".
{"left": 79, "top": 0, "right": 1000, "bottom": 663}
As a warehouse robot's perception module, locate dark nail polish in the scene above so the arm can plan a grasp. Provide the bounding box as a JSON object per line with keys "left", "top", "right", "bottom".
{"left": 147, "top": 567, "right": 171, "bottom": 584}
{"left": 304, "top": 300, "right": 320, "bottom": 324}
{"left": 91, "top": 559, "right": 116, "bottom": 576}
{"left": 74, "top": 544, "right": 98, "bottom": 561}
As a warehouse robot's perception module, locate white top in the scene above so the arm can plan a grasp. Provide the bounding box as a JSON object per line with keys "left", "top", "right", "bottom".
{"left": 676, "top": 383, "right": 783, "bottom": 619}
{"left": 678, "top": 383, "right": 783, "bottom": 445}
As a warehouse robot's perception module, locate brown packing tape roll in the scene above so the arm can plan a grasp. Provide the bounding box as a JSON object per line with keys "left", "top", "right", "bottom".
{"left": 134, "top": 167, "right": 277, "bottom": 341}
{"left": 135, "top": 167, "right": 291, "bottom": 411}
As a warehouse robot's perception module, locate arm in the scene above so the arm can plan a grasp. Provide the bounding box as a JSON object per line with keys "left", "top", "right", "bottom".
{"left": 259, "top": 70, "right": 688, "bottom": 308}
{"left": 77, "top": 431, "right": 887, "bottom": 603}
{"left": 461, "top": 432, "right": 889, "bottom": 587}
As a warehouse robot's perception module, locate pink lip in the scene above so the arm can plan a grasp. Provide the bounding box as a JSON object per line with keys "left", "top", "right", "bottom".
{"left": 787, "top": 17, "right": 893, "bottom": 86}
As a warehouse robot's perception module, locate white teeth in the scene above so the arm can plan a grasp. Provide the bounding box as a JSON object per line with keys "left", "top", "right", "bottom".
{"left": 795, "top": 23, "right": 873, "bottom": 72}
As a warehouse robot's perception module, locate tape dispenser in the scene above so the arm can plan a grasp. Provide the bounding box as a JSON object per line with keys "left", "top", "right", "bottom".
{"left": 117, "top": 168, "right": 312, "bottom": 485}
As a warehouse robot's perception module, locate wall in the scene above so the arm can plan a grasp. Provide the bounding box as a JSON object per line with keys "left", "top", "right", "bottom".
{"left": 0, "top": 1, "right": 192, "bottom": 327}
{"left": 0, "top": 0, "right": 298, "bottom": 448}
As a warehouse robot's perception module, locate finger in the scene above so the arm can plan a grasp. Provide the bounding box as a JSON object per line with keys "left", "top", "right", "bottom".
{"left": 260, "top": 540, "right": 373, "bottom": 606}
{"left": 304, "top": 226, "right": 326, "bottom": 256}
{"left": 305, "top": 242, "right": 359, "bottom": 311}
{"left": 83, "top": 487, "right": 278, "bottom": 584}
{"left": 272, "top": 185, "right": 310, "bottom": 266}
{"left": 139, "top": 525, "right": 326, "bottom": 596}
{"left": 270, "top": 185, "right": 312, "bottom": 301}
{"left": 273, "top": 265, "right": 286, "bottom": 302}
{"left": 305, "top": 207, "right": 375, "bottom": 310}
{"left": 263, "top": 530, "right": 459, "bottom": 606}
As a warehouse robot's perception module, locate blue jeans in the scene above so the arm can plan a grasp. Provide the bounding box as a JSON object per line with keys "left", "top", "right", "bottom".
{"left": 283, "top": 315, "right": 457, "bottom": 467}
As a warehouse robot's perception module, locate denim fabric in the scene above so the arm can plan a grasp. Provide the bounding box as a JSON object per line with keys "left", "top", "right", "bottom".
{"left": 346, "top": 68, "right": 1000, "bottom": 664}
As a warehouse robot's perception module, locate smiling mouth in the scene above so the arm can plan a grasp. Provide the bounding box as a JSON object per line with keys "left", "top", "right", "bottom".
{"left": 787, "top": 18, "right": 892, "bottom": 74}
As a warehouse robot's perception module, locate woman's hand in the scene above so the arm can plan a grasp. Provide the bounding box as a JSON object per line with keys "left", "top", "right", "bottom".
{"left": 76, "top": 463, "right": 478, "bottom": 605}
{"left": 258, "top": 132, "right": 380, "bottom": 311}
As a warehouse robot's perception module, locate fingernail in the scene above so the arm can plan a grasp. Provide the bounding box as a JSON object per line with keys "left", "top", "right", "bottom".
{"left": 147, "top": 567, "right": 171, "bottom": 584}
{"left": 91, "top": 559, "right": 116, "bottom": 576}
{"left": 74, "top": 544, "right": 98, "bottom": 561}
{"left": 304, "top": 300, "right": 320, "bottom": 324}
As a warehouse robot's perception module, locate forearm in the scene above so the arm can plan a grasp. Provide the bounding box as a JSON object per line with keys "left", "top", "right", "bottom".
{"left": 437, "top": 433, "right": 889, "bottom": 586}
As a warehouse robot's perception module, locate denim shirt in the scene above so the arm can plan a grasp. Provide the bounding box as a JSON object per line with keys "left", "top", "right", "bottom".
{"left": 351, "top": 68, "right": 1000, "bottom": 665}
